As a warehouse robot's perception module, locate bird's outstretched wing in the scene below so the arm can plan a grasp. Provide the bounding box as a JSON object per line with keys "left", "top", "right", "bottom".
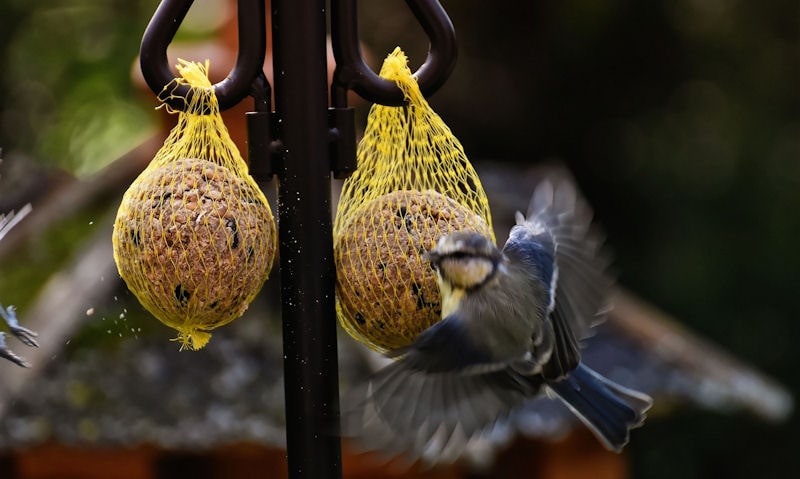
{"left": 506, "top": 177, "right": 613, "bottom": 379}
{"left": 343, "top": 311, "right": 542, "bottom": 462}
{"left": 0, "top": 203, "right": 32, "bottom": 242}
{"left": 342, "top": 338, "right": 539, "bottom": 464}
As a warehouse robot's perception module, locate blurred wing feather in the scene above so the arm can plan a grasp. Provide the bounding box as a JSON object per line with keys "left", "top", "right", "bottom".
{"left": 509, "top": 176, "right": 614, "bottom": 379}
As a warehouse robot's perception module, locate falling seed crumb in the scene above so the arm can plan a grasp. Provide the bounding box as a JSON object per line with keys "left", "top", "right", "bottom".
{"left": 86, "top": 308, "right": 95, "bottom": 316}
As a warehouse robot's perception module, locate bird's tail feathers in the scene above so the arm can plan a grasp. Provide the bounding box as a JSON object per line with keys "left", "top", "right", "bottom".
{"left": 546, "top": 363, "right": 652, "bottom": 452}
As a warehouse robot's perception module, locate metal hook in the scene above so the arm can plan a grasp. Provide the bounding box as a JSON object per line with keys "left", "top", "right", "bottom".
{"left": 331, "top": 0, "right": 458, "bottom": 106}
{"left": 140, "top": 0, "right": 266, "bottom": 112}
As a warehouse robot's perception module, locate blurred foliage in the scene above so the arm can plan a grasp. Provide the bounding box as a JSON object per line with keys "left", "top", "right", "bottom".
{"left": 0, "top": 0, "right": 156, "bottom": 177}
{"left": 0, "top": 0, "right": 798, "bottom": 478}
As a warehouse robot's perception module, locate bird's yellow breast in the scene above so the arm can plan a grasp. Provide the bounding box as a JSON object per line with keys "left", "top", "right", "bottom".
{"left": 438, "top": 279, "right": 466, "bottom": 318}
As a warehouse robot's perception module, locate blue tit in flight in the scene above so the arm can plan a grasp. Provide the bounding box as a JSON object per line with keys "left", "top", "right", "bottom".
{"left": 342, "top": 176, "right": 652, "bottom": 463}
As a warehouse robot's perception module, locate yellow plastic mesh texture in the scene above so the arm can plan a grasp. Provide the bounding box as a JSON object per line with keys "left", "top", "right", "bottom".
{"left": 334, "top": 48, "right": 494, "bottom": 353}
{"left": 113, "top": 60, "right": 277, "bottom": 350}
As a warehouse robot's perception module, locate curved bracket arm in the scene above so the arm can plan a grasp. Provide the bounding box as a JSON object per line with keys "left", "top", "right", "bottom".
{"left": 140, "top": 0, "right": 266, "bottom": 112}
{"left": 331, "top": 0, "right": 457, "bottom": 106}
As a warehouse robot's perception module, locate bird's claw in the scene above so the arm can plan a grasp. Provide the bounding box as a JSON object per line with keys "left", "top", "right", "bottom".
{"left": 10, "top": 324, "right": 39, "bottom": 348}
{"left": 0, "top": 333, "right": 31, "bottom": 368}
{"left": 1, "top": 304, "right": 38, "bottom": 366}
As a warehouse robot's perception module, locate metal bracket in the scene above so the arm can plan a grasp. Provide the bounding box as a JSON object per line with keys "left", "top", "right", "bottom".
{"left": 331, "top": 0, "right": 457, "bottom": 107}
{"left": 140, "top": 0, "right": 266, "bottom": 112}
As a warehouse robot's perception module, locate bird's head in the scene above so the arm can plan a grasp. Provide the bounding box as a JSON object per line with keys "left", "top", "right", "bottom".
{"left": 425, "top": 231, "right": 503, "bottom": 291}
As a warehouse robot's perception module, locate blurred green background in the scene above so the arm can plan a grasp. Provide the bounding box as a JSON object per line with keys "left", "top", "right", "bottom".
{"left": 1, "top": 0, "right": 798, "bottom": 477}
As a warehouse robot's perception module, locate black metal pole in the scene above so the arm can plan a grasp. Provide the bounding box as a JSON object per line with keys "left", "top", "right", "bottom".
{"left": 271, "top": 1, "right": 343, "bottom": 478}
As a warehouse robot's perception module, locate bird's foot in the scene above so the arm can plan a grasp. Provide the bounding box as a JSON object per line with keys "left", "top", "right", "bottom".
{"left": 0, "top": 333, "right": 31, "bottom": 367}
{"left": 9, "top": 324, "right": 39, "bottom": 348}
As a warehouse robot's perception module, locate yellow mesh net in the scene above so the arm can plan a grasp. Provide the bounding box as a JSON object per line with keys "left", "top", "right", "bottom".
{"left": 334, "top": 48, "right": 494, "bottom": 353}
{"left": 113, "top": 60, "right": 277, "bottom": 350}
